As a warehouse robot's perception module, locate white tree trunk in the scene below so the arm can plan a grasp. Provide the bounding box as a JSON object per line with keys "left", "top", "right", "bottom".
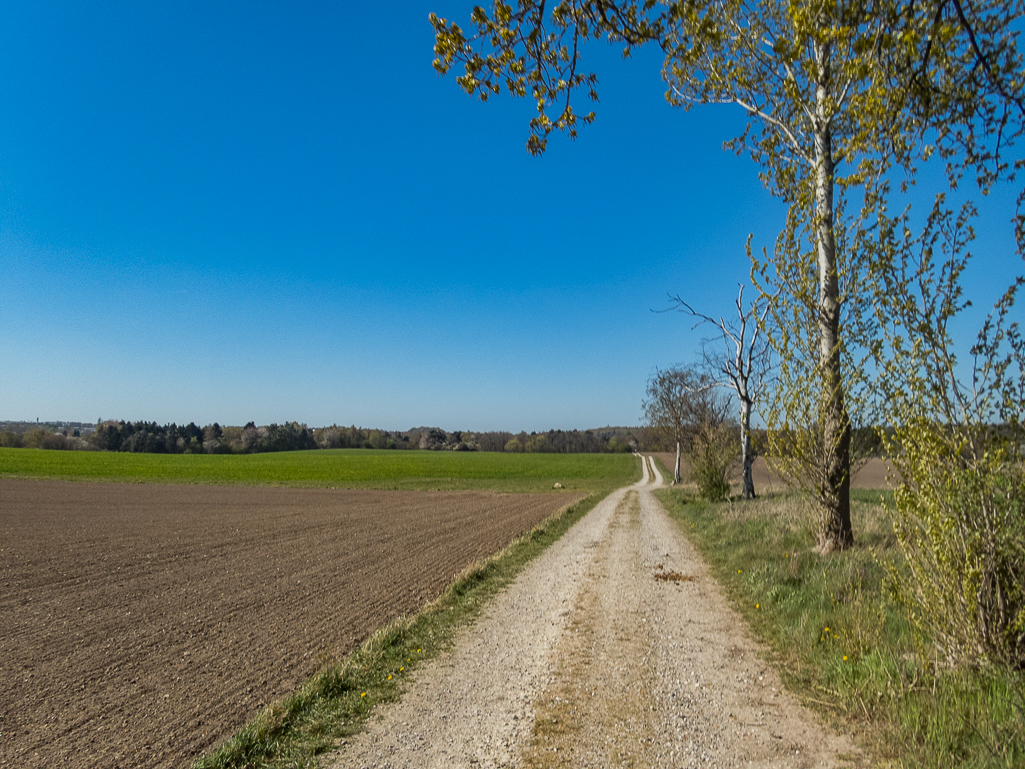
{"left": 813, "top": 36, "right": 853, "bottom": 551}
{"left": 674, "top": 440, "right": 682, "bottom": 485}
{"left": 740, "top": 396, "right": 756, "bottom": 500}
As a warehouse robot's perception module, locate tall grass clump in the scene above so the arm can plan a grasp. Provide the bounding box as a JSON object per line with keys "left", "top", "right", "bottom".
{"left": 656, "top": 484, "right": 1025, "bottom": 768}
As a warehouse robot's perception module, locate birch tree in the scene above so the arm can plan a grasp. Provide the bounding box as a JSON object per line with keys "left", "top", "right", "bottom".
{"left": 429, "top": 0, "right": 1022, "bottom": 550}
{"left": 431, "top": 0, "right": 894, "bottom": 550}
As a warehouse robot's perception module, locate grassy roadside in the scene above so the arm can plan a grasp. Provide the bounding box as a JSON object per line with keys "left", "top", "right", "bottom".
{"left": 191, "top": 459, "right": 638, "bottom": 768}
{"left": 0, "top": 447, "right": 635, "bottom": 492}
{"left": 655, "top": 467, "right": 1025, "bottom": 768}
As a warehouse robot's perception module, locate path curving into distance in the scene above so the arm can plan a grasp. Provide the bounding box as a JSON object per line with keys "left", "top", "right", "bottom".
{"left": 327, "top": 454, "right": 863, "bottom": 768}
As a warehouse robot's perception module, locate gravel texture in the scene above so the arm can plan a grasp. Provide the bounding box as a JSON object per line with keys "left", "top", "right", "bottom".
{"left": 324, "top": 456, "right": 863, "bottom": 768}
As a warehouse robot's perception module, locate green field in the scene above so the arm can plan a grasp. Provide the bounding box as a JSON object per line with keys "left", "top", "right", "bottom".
{"left": 0, "top": 448, "right": 639, "bottom": 492}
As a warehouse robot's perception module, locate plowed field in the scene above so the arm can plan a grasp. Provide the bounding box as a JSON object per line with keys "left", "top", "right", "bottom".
{"left": 651, "top": 454, "right": 895, "bottom": 490}
{"left": 0, "top": 479, "right": 581, "bottom": 768}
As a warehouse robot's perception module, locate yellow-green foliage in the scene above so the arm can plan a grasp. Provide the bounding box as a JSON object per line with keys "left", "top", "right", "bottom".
{"left": 886, "top": 420, "right": 1025, "bottom": 670}
{"left": 867, "top": 191, "right": 1025, "bottom": 672}
{"left": 686, "top": 420, "right": 739, "bottom": 502}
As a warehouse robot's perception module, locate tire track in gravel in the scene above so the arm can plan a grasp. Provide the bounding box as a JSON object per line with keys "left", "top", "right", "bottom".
{"left": 326, "top": 456, "right": 864, "bottom": 769}
{"left": 521, "top": 487, "right": 659, "bottom": 768}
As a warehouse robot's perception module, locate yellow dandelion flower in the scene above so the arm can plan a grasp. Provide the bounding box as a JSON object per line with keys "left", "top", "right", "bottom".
{"left": 738, "top": 569, "right": 743, "bottom": 574}
{"left": 843, "top": 656, "right": 848, "bottom": 661}
{"left": 755, "top": 603, "right": 760, "bottom": 609}
{"left": 387, "top": 674, "right": 392, "bottom": 680}
{"left": 361, "top": 692, "right": 366, "bottom": 698}
{"left": 824, "top": 627, "right": 830, "bottom": 632}
{"left": 400, "top": 667, "right": 405, "bottom": 672}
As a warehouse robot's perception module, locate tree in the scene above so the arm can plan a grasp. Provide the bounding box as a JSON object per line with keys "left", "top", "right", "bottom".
{"left": 525, "top": 432, "right": 551, "bottom": 452}
{"left": 870, "top": 192, "right": 1025, "bottom": 669}
{"left": 428, "top": 0, "right": 891, "bottom": 549}
{"left": 240, "top": 422, "right": 261, "bottom": 452}
{"left": 203, "top": 423, "right": 224, "bottom": 454}
{"left": 686, "top": 390, "right": 740, "bottom": 501}
{"left": 430, "top": 0, "right": 1023, "bottom": 550}
{"left": 669, "top": 282, "right": 772, "bottom": 499}
{"left": 643, "top": 365, "right": 714, "bottom": 484}
{"left": 91, "top": 421, "right": 124, "bottom": 451}
{"left": 665, "top": 0, "right": 926, "bottom": 548}
{"left": 885, "top": 0, "right": 1025, "bottom": 204}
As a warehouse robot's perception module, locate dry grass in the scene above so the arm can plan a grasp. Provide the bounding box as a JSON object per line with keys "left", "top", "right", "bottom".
{"left": 655, "top": 485, "right": 1025, "bottom": 769}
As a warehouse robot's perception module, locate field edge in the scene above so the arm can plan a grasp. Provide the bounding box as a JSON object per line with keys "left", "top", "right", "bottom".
{"left": 190, "top": 488, "right": 617, "bottom": 769}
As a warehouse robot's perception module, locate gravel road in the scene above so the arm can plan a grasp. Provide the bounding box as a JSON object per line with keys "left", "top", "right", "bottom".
{"left": 324, "top": 456, "right": 863, "bottom": 769}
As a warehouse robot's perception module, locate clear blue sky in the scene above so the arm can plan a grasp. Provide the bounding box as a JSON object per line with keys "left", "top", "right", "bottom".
{"left": 1, "top": 1, "right": 1019, "bottom": 432}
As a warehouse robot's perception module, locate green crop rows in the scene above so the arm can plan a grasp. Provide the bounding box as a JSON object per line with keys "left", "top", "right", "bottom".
{"left": 0, "top": 448, "right": 638, "bottom": 492}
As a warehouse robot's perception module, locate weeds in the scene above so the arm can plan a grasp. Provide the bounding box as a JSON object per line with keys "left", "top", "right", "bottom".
{"left": 656, "top": 486, "right": 1025, "bottom": 768}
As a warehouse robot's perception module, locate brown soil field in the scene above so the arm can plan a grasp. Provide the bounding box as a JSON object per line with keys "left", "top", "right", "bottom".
{"left": 651, "top": 453, "right": 895, "bottom": 491}
{"left": 0, "top": 479, "right": 581, "bottom": 769}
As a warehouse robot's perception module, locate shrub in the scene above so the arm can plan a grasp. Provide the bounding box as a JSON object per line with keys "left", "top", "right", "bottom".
{"left": 687, "top": 420, "right": 739, "bottom": 502}
{"left": 868, "top": 195, "right": 1025, "bottom": 670}
{"left": 885, "top": 421, "right": 1025, "bottom": 670}
{"left": 39, "top": 433, "right": 70, "bottom": 450}
{"left": 0, "top": 430, "right": 22, "bottom": 448}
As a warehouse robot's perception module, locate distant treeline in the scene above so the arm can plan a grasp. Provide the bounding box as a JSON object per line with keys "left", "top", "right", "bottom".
{"left": 0, "top": 420, "right": 643, "bottom": 455}
{"left": 2, "top": 419, "right": 914, "bottom": 458}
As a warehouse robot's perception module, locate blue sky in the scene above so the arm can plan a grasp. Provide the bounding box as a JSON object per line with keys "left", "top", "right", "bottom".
{"left": 1, "top": 1, "right": 1019, "bottom": 432}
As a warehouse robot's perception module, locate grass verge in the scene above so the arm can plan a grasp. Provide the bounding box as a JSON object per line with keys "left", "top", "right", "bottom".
{"left": 655, "top": 480, "right": 1025, "bottom": 768}
{"left": 191, "top": 489, "right": 612, "bottom": 769}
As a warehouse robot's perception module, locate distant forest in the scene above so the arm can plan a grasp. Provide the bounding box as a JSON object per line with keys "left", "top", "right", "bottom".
{"left": 0, "top": 420, "right": 644, "bottom": 455}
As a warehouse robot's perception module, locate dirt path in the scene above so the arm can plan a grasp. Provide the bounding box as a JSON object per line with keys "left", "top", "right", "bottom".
{"left": 325, "top": 455, "right": 863, "bottom": 769}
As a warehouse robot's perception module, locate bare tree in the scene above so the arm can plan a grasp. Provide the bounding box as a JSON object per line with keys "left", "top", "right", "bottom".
{"left": 668, "top": 284, "right": 772, "bottom": 499}
{"left": 643, "top": 364, "right": 715, "bottom": 484}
